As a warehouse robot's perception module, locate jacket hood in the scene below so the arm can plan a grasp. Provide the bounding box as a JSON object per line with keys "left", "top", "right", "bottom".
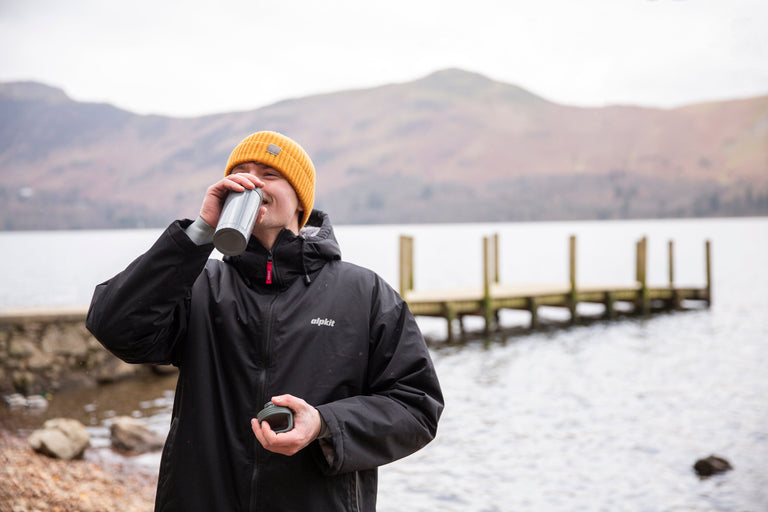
{"left": 224, "top": 209, "right": 341, "bottom": 289}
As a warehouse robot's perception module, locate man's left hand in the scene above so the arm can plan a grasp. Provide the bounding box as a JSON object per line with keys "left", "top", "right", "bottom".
{"left": 251, "top": 394, "right": 323, "bottom": 456}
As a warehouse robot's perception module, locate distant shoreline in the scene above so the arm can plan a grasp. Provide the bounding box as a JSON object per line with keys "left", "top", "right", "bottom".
{"left": 2, "top": 213, "right": 768, "bottom": 233}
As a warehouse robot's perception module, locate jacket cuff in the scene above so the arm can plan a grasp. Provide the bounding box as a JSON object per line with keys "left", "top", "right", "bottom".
{"left": 313, "top": 405, "right": 343, "bottom": 474}
{"left": 317, "top": 415, "right": 331, "bottom": 440}
{"left": 184, "top": 216, "right": 215, "bottom": 246}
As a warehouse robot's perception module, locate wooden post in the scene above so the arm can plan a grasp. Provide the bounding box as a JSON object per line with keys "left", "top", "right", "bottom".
{"left": 483, "top": 236, "right": 491, "bottom": 299}
{"left": 493, "top": 234, "right": 501, "bottom": 326}
{"left": 636, "top": 236, "right": 649, "bottom": 315}
{"left": 569, "top": 235, "right": 577, "bottom": 324}
{"left": 443, "top": 303, "right": 456, "bottom": 343}
{"left": 482, "top": 236, "right": 494, "bottom": 334}
{"left": 493, "top": 233, "right": 500, "bottom": 284}
{"left": 705, "top": 240, "right": 712, "bottom": 307}
{"left": 527, "top": 297, "right": 539, "bottom": 330}
{"left": 668, "top": 239, "right": 682, "bottom": 309}
{"left": 399, "top": 235, "right": 413, "bottom": 297}
{"left": 668, "top": 240, "right": 675, "bottom": 288}
{"left": 604, "top": 291, "right": 615, "bottom": 319}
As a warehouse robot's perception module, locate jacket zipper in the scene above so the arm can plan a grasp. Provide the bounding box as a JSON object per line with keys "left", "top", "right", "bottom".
{"left": 249, "top": 292, "right": 279, "bottom": 512}
{"left": 354, "top": 471, "right": 361, "bottom": 512}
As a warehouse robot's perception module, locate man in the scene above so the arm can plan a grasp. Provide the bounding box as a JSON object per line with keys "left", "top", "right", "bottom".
{"left": 86, "top": 131, "right": 444, "bottom": 512}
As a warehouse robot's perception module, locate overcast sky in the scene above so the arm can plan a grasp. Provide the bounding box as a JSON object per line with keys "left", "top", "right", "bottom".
{"left": 1, "top": 0, "right": 766, "bottom": 117}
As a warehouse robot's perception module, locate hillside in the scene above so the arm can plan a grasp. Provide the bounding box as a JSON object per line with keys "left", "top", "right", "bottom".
{"left": 1, "top": 69, "right": 767, "bottom": 229}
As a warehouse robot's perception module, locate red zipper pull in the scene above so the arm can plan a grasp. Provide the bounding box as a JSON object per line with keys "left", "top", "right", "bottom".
{"left": 266, "top": 254, "right": 273, "bottom": 284}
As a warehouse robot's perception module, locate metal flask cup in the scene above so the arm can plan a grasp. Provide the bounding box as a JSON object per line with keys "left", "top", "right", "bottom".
{"left": 213, "top": 187, "right": 263, "bottom": 256}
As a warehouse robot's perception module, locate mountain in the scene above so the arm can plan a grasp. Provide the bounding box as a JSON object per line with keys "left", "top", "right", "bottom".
{"left": 1, "top": 69, "right": 767, "bottom": 229}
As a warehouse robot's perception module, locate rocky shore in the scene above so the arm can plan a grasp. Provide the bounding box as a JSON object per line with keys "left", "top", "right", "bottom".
{"left": 0, "top": 430, "right": 157, "bottom": 512}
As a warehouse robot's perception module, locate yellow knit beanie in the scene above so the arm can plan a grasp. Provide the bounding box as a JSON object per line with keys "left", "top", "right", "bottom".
{"left": 224, "top": 131, "right": 316, "bottom": 228}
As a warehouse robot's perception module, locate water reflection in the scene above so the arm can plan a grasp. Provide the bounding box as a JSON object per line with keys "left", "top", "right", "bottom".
{"left": 1, "top": 373, "right": 177, "bottom": 433}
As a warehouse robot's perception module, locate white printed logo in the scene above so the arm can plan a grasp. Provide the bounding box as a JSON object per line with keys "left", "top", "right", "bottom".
{"left": 310, "top": 317, "right": 336, "bottom": 327}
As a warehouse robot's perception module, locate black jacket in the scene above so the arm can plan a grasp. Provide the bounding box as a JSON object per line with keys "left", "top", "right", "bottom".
{"left": 86, "top": 211, "right": 444, "bottom": 512}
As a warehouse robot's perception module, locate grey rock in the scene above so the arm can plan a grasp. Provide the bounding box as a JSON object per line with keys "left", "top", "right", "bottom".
{"left": 41, "top": 325, "right": 88, "bottom": 356}
{"left": 9, "top": 338, "right": 36, "bottom": 358}
{"left": 29, "top": 418, "right": 90, "bottom": 460}
{"left": 110, "top": 416, "right": 165, "bottom": 453}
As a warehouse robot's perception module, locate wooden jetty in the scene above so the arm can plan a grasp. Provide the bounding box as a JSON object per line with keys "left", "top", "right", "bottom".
{"left": 399, "top": 234, "right": 711, "bottom": 342}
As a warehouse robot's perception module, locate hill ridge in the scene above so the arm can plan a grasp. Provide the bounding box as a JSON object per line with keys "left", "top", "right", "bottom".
{"left": 1, "top": 69, "right": 766, "bottom": 229}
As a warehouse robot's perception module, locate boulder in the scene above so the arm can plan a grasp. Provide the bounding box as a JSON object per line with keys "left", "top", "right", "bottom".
{"left": 93, "top": 356, "right": 143, "bottom": 383}
{"left": 693, "top": 455, "right": 733, "bottom": 477}
{"left": 29, "top": 418, "right": 90, "bottom": 460}
{"left": 110, "top": 416, "right": 165, "bottom": 453}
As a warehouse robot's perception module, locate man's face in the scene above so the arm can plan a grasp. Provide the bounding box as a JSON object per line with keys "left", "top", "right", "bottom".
{"left": 231, "top": 162, "right": 303, "bottom": 235}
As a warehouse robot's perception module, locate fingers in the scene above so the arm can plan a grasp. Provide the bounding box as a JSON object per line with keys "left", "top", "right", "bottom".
{"left": 251, "top": 418, "right": 274, "bottom": 447}
{"left": 269, "top": 394, "right": 303, "bottom": 412}
{"left": 251, "top": 417, "right": 302, "bottom": 456}
{"left": 222, "top": 172, "right": 263, "bottom": 191}
{"left": 271, "top": 395, "right": 321, "bottom": 438}
{"left": 251, "top": 395, "right": 323, "bottom": 456}
{"left": 199, "top": 174, "right": 264, "bottom": 227}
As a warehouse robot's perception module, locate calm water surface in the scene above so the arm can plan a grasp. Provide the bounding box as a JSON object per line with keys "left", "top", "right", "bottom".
{"left": 1, "top": 218, "right": 766, "bottom": 511}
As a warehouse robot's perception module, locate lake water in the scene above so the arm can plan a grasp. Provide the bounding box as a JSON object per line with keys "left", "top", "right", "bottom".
{"left": 1, "top": 217, "right": 767, "bottom": 512}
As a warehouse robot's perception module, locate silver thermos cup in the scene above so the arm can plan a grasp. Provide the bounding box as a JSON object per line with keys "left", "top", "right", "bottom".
{"left": 213, "top": 187, "right": 263, "bottom": 256}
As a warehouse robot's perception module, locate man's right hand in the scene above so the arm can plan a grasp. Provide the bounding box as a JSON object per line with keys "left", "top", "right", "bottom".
{"left": 199, "top": 173, "right": 264, "bottom": 228}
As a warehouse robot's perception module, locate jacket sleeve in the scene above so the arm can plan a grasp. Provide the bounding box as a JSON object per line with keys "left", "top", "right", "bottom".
{"left": 86, "top": 220, "right": 214, "bottom": 365}
{"left": 315, "top": 274, "right": 444, "bottom": 474}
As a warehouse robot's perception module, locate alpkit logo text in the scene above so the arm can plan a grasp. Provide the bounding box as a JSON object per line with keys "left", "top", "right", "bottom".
{"left": 310, "top": 317, "right": 336, "bottom": 327}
